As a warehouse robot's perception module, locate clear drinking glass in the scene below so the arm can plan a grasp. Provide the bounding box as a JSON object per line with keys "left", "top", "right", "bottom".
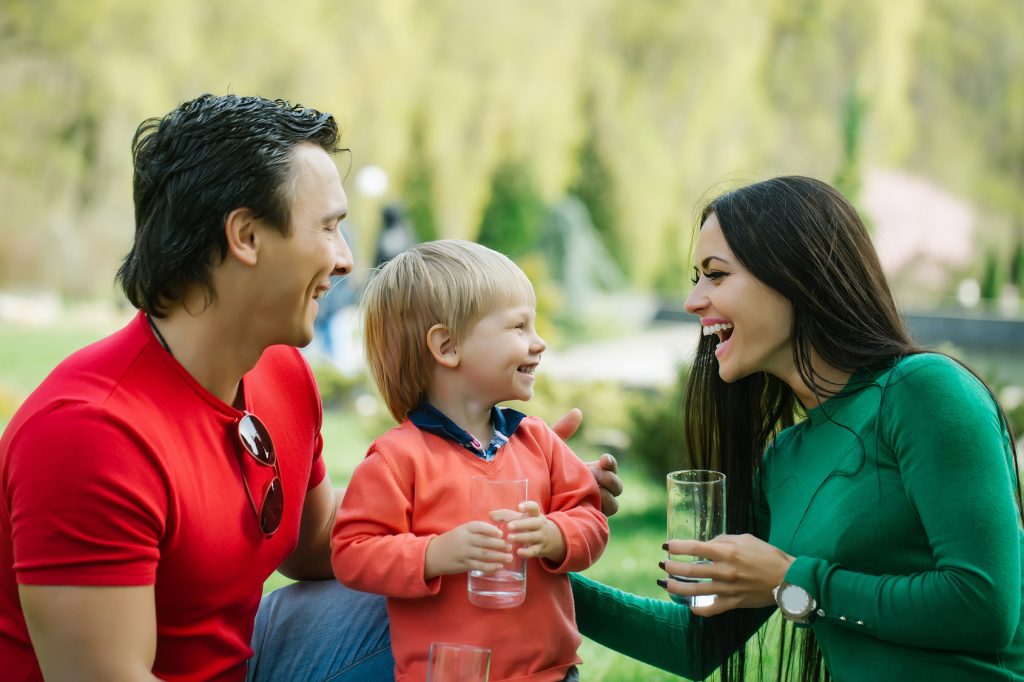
{"left": 666, "top": 469, "right": 726, "bottom": 607}
{"left": 467, "top": 477, "right": 528, "bottom": 609}
{"left": 426, "top": 642, "right": 491, "bottom": 682}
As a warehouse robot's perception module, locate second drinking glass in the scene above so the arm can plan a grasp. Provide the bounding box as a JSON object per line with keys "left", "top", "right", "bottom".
{"left": 666, "top": 469, "right": 726, "bottom": 607}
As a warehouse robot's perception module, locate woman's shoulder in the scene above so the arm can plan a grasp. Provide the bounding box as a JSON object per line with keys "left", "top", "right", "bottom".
{"left": 882, "top": 352, "right": 987, "bottom": 397}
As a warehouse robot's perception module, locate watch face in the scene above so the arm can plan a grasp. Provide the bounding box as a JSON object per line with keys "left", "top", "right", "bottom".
{"left": 780, "top": 584, "right": 811, "bottom": 615}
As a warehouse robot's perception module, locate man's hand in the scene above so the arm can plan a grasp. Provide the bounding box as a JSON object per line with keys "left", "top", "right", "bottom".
{"left": 509, "top": 501, "right": 566, "bottom": 564}
{"left": 550, "top": 408, "right": 624, "bottom": 517}
{"left": 424, "top": 521, "right": 513, "bottom": 580}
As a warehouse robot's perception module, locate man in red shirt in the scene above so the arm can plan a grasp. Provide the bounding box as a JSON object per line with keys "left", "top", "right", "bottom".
{"left": 0, "top": 94, "right": 392, "bottom": 681}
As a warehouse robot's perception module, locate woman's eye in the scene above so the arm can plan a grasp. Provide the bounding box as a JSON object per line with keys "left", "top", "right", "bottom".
{"left": 691, "top": 270, "right": 727, "bottom": 284}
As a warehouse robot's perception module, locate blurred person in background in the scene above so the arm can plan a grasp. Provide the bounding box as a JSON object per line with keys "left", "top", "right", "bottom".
{"left": 569, "top": 176, "right": 1023, "bottom": 680}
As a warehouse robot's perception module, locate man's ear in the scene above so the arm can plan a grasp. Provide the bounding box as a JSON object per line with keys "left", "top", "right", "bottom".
{"left": 224, "top": 207, "right": 259, "bottom": 266}
{"left": 426, "top": 324, "right": 459, "bottom": 368}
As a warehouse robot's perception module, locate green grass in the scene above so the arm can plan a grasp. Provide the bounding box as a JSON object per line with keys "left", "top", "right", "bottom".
{"left": 0, "top": 317, "right": 689, "bottom": 680}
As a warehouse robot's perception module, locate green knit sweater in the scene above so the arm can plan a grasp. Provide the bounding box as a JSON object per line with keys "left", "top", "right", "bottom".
{"left": 572, "top": 353, "right": 1024, "bottom": 680}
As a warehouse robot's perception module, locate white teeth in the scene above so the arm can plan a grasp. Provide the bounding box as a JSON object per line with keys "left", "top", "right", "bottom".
{"left": 702, "top": 322, "right": 734, "bottom": 337}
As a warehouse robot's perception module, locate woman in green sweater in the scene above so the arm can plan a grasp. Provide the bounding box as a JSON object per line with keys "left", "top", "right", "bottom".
{"left": 569, "top": 176, "right": 1023, "bottom": 680}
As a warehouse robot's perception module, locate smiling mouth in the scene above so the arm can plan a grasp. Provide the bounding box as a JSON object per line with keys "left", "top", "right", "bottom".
{"left": 517, "top": 364, "right": 537, "bottom": 375}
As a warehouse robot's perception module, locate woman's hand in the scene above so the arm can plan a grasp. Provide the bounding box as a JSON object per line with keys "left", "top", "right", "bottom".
{"left": 659, "top": 534, "right": 795, "bottom": 617}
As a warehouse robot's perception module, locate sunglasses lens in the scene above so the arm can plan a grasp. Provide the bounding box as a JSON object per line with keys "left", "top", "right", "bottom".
{"left": 260, "top": 477, "right": 284, "bottom": 536}
{"left": 238, "top": 414, "right": 276, "bottom": 465}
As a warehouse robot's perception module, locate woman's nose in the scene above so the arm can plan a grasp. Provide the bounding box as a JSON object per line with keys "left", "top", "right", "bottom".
{"left": 683, "top": 283, "right": 707, "bottom": 316}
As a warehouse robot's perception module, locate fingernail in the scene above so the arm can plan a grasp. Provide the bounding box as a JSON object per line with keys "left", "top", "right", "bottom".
{"left": 658, "top": 561, "right": 665, "bottom": 570}
{"left": 656, "top": 578, "right": 667, "bottom": 589}
{"left": 661, "top": 543, "right": 669, "bottom": 551}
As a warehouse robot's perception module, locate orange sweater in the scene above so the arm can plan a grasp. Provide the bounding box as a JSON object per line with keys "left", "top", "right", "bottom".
{"left": 332, "top": 416, "right": 609, "bottom": 682}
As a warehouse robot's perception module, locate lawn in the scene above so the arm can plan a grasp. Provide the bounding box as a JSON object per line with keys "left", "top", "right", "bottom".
{"left": 0, "top": 316, "right": 689, "bottom": 680}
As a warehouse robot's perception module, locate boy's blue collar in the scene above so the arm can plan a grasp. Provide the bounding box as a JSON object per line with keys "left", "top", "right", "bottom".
{"left": 407, "top": 400, "right": 526, "bottom": 461}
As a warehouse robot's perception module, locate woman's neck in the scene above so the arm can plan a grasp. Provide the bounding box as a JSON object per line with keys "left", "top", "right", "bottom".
{"left": 781, "top": 352, "right": 851, "bottom": 409}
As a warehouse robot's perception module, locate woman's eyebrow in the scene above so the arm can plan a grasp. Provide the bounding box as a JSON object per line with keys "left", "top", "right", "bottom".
{"left": 700, "top": 256, "right": 731, "bottom": 269}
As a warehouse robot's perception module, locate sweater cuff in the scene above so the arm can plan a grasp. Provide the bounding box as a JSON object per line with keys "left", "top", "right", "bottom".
{"left": 784, "top": 555, "right": 825, "bottom": 600}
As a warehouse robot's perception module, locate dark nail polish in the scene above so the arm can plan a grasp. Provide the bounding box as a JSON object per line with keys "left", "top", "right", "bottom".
{"left": 661, "top": 543, "right": 669, "bottom": 551}
{"left": 656, "top": 578, "right": 668, "bottom": 589}
{"left": 658, "top": 561, "right": 666, "bottom": 570}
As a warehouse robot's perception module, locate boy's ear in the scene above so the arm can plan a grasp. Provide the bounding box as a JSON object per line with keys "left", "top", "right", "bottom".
{"left": 426, "top": 324, "right": 459, "bottom": 368}
{"left": 224, "top": 207, "right": 260, "bottom": 266}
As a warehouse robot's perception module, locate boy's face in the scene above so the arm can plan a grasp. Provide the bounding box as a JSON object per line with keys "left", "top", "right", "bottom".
{"left": 456, "top": 301, "right": 546, "bottom": 406}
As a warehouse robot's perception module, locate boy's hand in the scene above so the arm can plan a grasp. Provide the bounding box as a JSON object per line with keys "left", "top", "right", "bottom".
{"left": 508, "top": 501, "right": 567, "bottom": 564}
{"left": 424, "top": 522, "right": 513, "bottom": 580}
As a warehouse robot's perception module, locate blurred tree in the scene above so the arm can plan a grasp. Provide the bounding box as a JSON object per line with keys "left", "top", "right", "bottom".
{"left": 402, "top": 118, "right": 440, "bottom": 242}
{"left": 568, "top": 101, "right": 626, "bottom": 275}
{"left": 476, "top": 157, "right": 544, "bottom": 258}
{"left": 1, "top": 0, "right": 1022, "bottom": 304}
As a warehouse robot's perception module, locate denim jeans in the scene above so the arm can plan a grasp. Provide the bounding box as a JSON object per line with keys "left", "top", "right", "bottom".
{"left": 247, "top": 580, "right": 395, "bottom": 682}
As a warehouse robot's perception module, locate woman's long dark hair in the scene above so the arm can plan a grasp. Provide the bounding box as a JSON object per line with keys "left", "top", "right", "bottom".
{"left": 683, "top": 176, "right": 1022, "bottom": 681}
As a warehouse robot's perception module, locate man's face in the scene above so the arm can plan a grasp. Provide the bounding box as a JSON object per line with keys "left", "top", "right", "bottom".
{"left": 254, "top": 143, "right": 352, "bottom": 348}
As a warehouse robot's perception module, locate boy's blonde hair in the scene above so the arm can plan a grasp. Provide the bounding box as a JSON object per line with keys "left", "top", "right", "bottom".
{"left": 362, "top": 239, "right": 536, "bottom": 422}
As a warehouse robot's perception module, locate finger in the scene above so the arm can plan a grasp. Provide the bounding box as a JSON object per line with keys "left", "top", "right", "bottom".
{"left": 516, "top": 544, "right": 544, "bottom": 559}
{"left": 507, "top": 518, "right": 543, "bottom": 535}
{"left": 508, "top": 529, "right": 542, "bottom": 545}
{"left": 514, "top": 501, "right": 542, "bottom": 519}
{"left": 551, "top": 408, "right": 583, "bottom": 441}
{"left": 466, "top": 520, "right": 504, "bottom": 538}
{"left": 599, "top": 489, "right": 620, "bottom": 517}
{"left": 666, "top": 539, "right": 724, "bottom": 561}
{"left": 661, "top": 559, "right": 716, "bottom": 581}
{"left": 598, "top": 452, "right": 619, "bottom": 475}
{"left": 466, "top": 560, "right": 505, "bottom": 574}
{"left": 592, "top": 465, "right": 623, "bottom": 496}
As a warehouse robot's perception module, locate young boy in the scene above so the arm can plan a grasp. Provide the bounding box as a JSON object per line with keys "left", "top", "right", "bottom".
{"left": 331, "top": 240, "right": 609, "bottom": 682}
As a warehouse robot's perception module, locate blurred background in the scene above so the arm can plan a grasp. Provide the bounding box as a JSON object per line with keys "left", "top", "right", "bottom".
{"left": 2, "top": 1, "right": 1022, "bottom": 678}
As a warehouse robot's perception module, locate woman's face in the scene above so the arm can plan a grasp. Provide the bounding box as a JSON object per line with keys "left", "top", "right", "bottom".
{"left": 684, "top": 213, "right": 795, "bottom": 383}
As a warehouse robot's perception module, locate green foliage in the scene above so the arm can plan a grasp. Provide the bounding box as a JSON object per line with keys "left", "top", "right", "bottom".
{"left": 833, "top": 87, "right": 867, "bottom": 205}
{"left": 568, "top": 116, "right": 626, "bottom": 276}
{"left": 980, "top": 249, "right": 1002, "bottom": 301}
{"left": 476, "top": 158, "right": 545, "bottom": 258}
{"left": 402, "top": 118, "right": 439, "bottom": 242}
{"left": 626, "top": 364, "right": 691, "bottom": 481}
{"left": 3, "top": 1, "right": 1024, "bottom": 297}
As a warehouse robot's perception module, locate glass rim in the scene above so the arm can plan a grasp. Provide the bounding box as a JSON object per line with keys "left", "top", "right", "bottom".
{"left": 429, "top": 642, "right": 493, "bottom": 654}
{"left": 666, "top": 469, "right": 725, "bottom": 484}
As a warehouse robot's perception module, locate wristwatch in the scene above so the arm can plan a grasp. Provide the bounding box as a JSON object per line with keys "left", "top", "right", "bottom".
{"left": 772, "top": 581, "right": 817, "bottom": 625}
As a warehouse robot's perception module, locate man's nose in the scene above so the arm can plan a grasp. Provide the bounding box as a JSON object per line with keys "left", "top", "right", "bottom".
{"left": 333, "top": 233, "right": 353, "bottom": 277}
